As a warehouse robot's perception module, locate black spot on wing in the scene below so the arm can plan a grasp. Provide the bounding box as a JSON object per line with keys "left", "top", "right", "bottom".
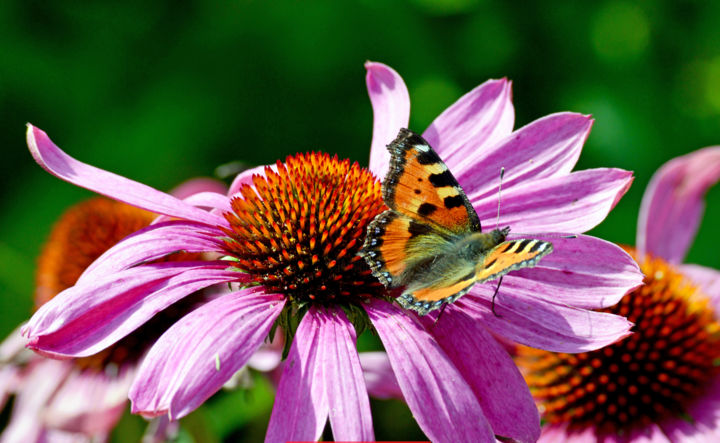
{"left": 529, "top": 241, "right": 545, "bottom": 253}
{"left": 414, "top": 189, "right": 421, "bottom": 194}
{"left": 416, "top": 149, "right": 442, "bottom": 165}
{"left": 418, "top": 203, "right": 437, "bottom": 217}
{"left": 443, "top": 195, "right": 465, "bottom": 209}
{"left": 517, "top": 239, "right": 533, "bottom": 252}
{"left": 429, "top": 170, "right": 458, "bottom": 188}
{"left": 408, "top": 220, "right": 433, "bottom": 238}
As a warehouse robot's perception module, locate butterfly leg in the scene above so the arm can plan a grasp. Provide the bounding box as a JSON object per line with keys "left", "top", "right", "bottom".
{"left": 434, "top": 303, "right": 449, "bottom": 324}
{"left": 491, "top": 276, "right": 504, "bottom": 317}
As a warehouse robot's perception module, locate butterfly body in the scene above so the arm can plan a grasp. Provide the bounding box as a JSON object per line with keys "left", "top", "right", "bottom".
{"left": 361, "top": 128, "right": 553, "bottom": 315}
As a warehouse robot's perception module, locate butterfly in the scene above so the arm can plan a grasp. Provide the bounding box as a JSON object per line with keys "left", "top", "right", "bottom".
{"left": 360, "top": 128, "right": 553, "bottom": 315}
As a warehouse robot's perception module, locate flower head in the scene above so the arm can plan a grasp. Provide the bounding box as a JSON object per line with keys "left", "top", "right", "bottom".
{"left": 22, "top": 62, "right": 642, "bottom": 442}
{"left": 515, "top": 146, "right": 720, "bottom": 440}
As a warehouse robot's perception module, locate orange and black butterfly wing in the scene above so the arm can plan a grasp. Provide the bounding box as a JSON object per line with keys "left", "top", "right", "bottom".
{"left": 383, "top": 128, "right": 481, "bottom": 235}
{"left": 361, "top": 210, "right": 449, "bottom": 288}
{"left": 397, "top": 272, "right": 478, "bottom": 315}
{"left": 475, "top": 238, "right": 554, "bottom": 283}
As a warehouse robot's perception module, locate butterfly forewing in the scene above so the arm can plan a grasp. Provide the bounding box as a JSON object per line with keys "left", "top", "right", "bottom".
{"left": 384, "top": 129, "right": 481, "bottom": 235}
{"left": 475, "top": 239, "right": 554, "bottom": 283}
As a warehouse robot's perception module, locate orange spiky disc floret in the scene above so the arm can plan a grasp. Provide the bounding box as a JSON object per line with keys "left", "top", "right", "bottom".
{"left": 223, "top": 152, "right": 386, "bottom": 305}
{"left": 36, "top": 197, "right": 203, "bottom": 372}
{"left": 516, "top": 248, "right": 720, "bottom": 435}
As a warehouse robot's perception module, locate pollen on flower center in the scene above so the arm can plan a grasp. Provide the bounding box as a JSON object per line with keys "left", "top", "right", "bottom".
{"left": 516, "top": 248, "right": 720, "bottom": 435}
{"left": 222, "top": 152, "right": 387, "bottom": 305}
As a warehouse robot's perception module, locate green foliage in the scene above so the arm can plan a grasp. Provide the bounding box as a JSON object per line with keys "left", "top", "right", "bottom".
{"left": 2, "top": 0, "right": 720, "bottom": 440}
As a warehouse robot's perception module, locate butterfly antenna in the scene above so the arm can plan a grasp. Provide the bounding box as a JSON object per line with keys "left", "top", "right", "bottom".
{"left": 495, "top": 167, "right": 505, "bottom": 231}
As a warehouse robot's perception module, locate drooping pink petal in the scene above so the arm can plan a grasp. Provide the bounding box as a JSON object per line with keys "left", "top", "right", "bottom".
{"left": 462, "top": 286, "right": 633, "bottom": 353}
{"left": 25, "top": 262, "right": 245, "bottom": 358}
{"left": 472, "top": 168, "right": 633, "bottom": 234}
{"left": 26, "top": 125, "right": 226, "bottom": 227}
{"left": 506, "top": 235, "right": 643, "bottom": 309}
{"left": 455, "top": 113, "right": 592, "bottom": 203}
{"left": 359, "top": 352, "right": 403, "bottom": 400}
{"left": 142, "top": 415, "right": 180, "bottom": 443}
{"left": 637, "top": 146, "right": 720, "bottom": 263}
{"left": 130, "top": 287, "right": 285, "bottom": 419}
{"left": 365, "top": 61, "right": 410, "bottom": 177}
{"left": 683, "top": 377, "right": 720, "bottom": 439}
{"left": 265, "top": 309, "right": 329, "bottom": 443}
{"left": 659, "top": 413, "right": 720, "bottom": 442}
{"left": 625, "top": 425, "right": 673, "bottom": 443}
{"left": 321, "top": 307, "right": 374, "bottom": 441}
{"left": 77, "top": 220, "right": 226, "bottom": 281}
{"left": 423, "top": 78, "right": 514, "bottom": 162}
{"left": 365, "top": 299, "right": 494, "bottom": 442}
{"left": 0, "top": 324, "right": 29, "bottom": 362}
{"left": 422, "top": 309, "right": 539, "bottom": 443}
{"left": 44, "top": 367, "right": 131, "bottom": 434}
{"left": 179, "top": 192, "right": 232, "bottom": 212}
{"left": 1, "top": 359, "right": 71, "bottom": 443}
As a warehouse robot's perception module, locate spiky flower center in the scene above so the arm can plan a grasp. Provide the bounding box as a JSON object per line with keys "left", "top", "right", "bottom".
{"left": 516, "top": 249, "right": 720, "bottom": 435}
{"left": 222, "top": 152, "right": 386, "bottom": 306}
{"left": 37, "top": 197, "right": 201, "bottom": 373}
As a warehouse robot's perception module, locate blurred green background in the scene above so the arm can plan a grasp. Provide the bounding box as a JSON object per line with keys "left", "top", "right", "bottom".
{"left": 1, "top": 0, "right": 719, "bottom": 440}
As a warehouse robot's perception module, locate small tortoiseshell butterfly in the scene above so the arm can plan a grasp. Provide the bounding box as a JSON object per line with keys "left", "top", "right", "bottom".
{"left": 360, "top": 128, "right": 553, "bottom": 315}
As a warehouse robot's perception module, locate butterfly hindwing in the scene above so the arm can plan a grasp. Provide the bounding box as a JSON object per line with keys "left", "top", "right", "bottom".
{"left": 361, "top": 210, "right": 450, "bottom": 288}
{"left": 384, "top": 129, "right": 481, "bottom": 234}
{"left": 475, "top": 238, "right": 554, "bottom": 283}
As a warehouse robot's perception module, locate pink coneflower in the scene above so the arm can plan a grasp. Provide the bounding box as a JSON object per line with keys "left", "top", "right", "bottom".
{"left": 0, "top": 186, "right": 223, "bottom": 442}
{"left": 23, "top": 61, "right": 642, "bottom": 442}
{"left": 515, "top": 146, "right": 720, "bottom": 441}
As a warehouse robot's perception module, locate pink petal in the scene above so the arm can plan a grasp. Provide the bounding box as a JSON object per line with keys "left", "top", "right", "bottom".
{"left": 25, "top": 262, "right": 244, "bottom": 358}
{"left": 0, "top": 323, "right": 29, "bottom": 362}
{"left": 265, "top": 309, "right": 329, "bottom": 443}
{"left": 683, "top": 376, "right": 720, "bottom": 439}
{"left": 455, "top": 113, "right": 593, "bottom": 203}
{"left": 473, "top": 168, "right": 633, "bottom": 234}
{"left": 422, "top": 309, "right": 539, "bottom": 443}
{"left": 461, "top": 285, "right": 633, "bottom": 353}
{"left": 169, "top": 178, "right": 227, "bottom": 199}
{"left": 228, "top": 164, "right": 270, "bottom": 198}
{"left": 178, "top": 192, "right": 231, "bottom": 212}
{"left": 507, "top": 235, "right": 643, "bottom": 309}
{"left": 44, "top": 368, "right": 131, "bottom": 433}
{"left": 130, "top": 287, "right": 285, "bottom": 419}
{"left": 321, "top": 307, "right": 374, "bottom": 441}
{"left": 423, "top": 78, "right": 514, "bottom": 163}
{"left": 359, "top": 352, "right": 403, "bottom": 400}
{"left": 365, "top": 299, "right": 494, "bottom": 442}
{"left": 365, "top": 62, "right": 410, "bottom": 178}
{"left": 637, "top": 146, "right": 720, "bottom": 263}
{"left": 26, "top": 125, "right": 226, "bottom": 227}
{"left": 78, "top": 220, "right": 226, "bottom": 281}
{"left": 1, "top": 359, "right": 71, "bottom": 443}
{"left": 142, "top": 415, "right": 180, "bottom": 443}
{"left": 267, "top": 307, "right": 373, "bottom": 442}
